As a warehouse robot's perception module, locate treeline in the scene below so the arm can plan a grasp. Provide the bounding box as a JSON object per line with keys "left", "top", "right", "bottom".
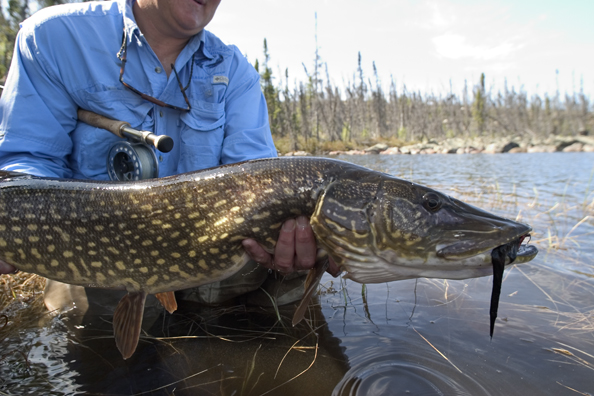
{"left": 1, "top": 3, "right": 592, "bottom": 154}
{"left": 255, "top": 39, "right": 593, "bottom": 153}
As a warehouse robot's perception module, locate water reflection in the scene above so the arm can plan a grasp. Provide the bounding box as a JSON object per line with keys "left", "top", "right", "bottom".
{"left": 76, "top": 300, "right": 350, "bottom": 395}
{"left": 3, "top": 299, "right": 350, "bottom": 395}
{"left": 320, "top": 267, "right": 594, "bottom": 396}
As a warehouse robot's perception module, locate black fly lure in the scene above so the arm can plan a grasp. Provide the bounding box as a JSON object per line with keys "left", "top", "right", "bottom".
{"left": 489, "top": 235, "right": 527, "bottom": 337}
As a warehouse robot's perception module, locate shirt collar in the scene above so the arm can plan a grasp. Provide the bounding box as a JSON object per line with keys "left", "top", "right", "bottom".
{"left": 196, "top": 31, "right": 214, "bottom": 60}
{"left": 120, "top": 0, "right": 138, "bottom": 43}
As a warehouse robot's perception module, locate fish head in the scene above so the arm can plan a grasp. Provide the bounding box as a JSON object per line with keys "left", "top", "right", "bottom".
{"left": 313, "top": 175, "right": 538, "bottom": 284}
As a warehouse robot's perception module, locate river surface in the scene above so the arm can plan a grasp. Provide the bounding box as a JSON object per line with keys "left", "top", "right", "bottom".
{"left": 1, "top": 152, "right": 593, "bottom": 395}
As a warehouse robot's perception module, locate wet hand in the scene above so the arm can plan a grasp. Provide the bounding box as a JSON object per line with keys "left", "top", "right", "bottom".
{"left": 242, "top": 216, "right": 341, "bottom": 276}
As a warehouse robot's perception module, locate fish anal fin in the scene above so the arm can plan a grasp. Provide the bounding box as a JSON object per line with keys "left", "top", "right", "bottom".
{"left": 292, "top": 251, "right": 330, "bottom": 326}
{"left": 113, "top": 291, "right": 147, "bottom": 359}
{"left": 155, "top": 291, "right": 178, "bottom": 314}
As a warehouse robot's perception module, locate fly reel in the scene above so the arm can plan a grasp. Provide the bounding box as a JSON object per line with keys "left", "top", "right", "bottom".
{"left": 77, "top": 109, "right": 174, "bottom": 181}
{"left": 107, "top": 141, "right": 158, "bottom": 181}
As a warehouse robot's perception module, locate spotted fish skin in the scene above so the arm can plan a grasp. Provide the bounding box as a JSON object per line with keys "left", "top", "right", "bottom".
{"left": 0, "top": 158, "right": 340, "bottom": 294}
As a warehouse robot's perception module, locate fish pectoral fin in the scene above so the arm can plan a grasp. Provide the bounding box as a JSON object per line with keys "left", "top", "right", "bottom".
{"left": 292, "top": 250, "right": 330, "bottom": 326}
{"left": 113, "top": 291, "right": 148, "bottom": 360}
{"left": 155, "top": 291, "right": 178, "bottom": 314}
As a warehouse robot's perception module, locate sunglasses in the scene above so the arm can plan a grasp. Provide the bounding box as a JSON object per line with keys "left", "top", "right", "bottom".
{"left": 117, "top": 31, "right": 193, "bottom": 112}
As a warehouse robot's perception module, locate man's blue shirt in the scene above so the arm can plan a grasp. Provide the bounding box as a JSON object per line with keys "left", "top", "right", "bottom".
{"left": 0, "top": 0, "right": 277, "bottom": 179}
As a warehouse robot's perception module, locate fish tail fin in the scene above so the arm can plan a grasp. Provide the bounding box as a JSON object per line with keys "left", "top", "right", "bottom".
{"left": 113, "top": 291, "right": 147, "bottom": 359}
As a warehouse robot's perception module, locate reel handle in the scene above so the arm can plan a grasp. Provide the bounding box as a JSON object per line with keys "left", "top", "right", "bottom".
{"left": 77, "top": 109, "right": 174, "bottom": 153}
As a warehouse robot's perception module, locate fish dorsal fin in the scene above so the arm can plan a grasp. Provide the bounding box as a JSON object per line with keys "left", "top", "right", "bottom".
{"left": 113, "top": 291, "right": 147, "bottom": 359}
{"left": 292, "top": 251, "right": 330, "bottom": 326}
{"left": 155, "top": 291, "right": 178, "bottom": 314}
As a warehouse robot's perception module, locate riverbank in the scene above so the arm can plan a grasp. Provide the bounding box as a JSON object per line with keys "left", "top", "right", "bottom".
{"left": 283, "top": 134, "right": 594, "bottom": 156}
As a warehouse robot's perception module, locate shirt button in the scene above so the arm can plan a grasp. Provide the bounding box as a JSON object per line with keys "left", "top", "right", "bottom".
{"left": 159, "top": 155, "right": 163, "bottom": 162}
{"left": 159, "top": 111, "right": 163, "bottom": 117}
{"left": 155, "top": 66, "right": 162, "bottom": 74}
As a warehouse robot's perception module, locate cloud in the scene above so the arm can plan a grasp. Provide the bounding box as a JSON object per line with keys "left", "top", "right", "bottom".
{"left": 432, "top": 33, "right": 521, "bottom": 61}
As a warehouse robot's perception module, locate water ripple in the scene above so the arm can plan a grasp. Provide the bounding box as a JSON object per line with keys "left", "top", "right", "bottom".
{"left": 332, "top": 344, "right": 489, "bottom": 396}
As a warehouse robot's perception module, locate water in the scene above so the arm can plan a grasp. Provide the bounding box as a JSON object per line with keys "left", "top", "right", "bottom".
{"left": 1, "top": 152, "right": 593, "bottom": 395}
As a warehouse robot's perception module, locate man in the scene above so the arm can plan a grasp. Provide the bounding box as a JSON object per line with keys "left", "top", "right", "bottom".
{"left": 0, "top": 0, "right": 338, "bottom": 308}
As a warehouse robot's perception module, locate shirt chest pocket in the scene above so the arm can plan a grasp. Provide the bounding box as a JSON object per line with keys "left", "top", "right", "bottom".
{"left": 177, "top": 99, "right": 226, "bottom": 173}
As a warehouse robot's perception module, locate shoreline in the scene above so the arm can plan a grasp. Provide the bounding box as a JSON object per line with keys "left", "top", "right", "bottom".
{"left": 283, "top": 135, "right": 594, "bottom": 156}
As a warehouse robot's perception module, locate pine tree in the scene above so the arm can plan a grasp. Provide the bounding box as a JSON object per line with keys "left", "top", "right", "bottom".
{"left": 473, "top": 73, "right": 487, "bottom": 134}
{"left": 259, "top": 39, "right": 280, "bottom": 136}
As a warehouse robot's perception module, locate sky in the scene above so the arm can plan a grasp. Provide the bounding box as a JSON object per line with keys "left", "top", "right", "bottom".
{"left": 208, "top": 0, "right": 594, "bottom": 98}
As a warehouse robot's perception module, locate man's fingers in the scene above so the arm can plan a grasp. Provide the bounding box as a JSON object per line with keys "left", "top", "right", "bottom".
{"left": 243, "top": 217, "right": 340, "bottom": 277}
{"left": 242, "top": 239, "right": 273, "bottom": 268}
{"left": 272, "top": 219, "right": 296, "bottom": 273}
{"left": 294, "top": 216, "right": 316, "bottom": 270}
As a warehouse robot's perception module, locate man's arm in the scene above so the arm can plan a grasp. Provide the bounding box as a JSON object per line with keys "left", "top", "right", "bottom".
{"left": 0, "top": 20, "right": 77, "bottom": 178}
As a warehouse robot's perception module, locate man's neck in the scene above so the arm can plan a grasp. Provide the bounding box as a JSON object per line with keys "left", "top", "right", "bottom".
{"left": 133, "top": 1, "right": 189, "bottom": 76}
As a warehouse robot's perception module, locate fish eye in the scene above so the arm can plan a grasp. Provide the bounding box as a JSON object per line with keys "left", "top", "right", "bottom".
{"left": 423, "top": 192, "right": 442, "bottom": 212}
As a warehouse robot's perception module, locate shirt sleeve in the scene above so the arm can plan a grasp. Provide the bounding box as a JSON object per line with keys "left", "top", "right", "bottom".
{"left": 219, "top": 46, "right": 277, "bottom": 165}
{"left": 0, "top": 21, "right": 78, "bottom": 178}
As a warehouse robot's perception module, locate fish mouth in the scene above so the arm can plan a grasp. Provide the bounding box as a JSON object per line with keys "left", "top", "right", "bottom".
{"left": 434, "top": 197, "right": 534, "bottom": 260}
{"left": 435, "top": 227, "right": 532, "bottom": 260}
{"left": 490, "top": 232, "right": 537, "bottom": 266}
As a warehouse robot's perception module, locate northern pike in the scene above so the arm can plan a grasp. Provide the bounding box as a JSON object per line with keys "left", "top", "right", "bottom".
{"left": 0, "top": 157, "right": 538, "bottom": 358}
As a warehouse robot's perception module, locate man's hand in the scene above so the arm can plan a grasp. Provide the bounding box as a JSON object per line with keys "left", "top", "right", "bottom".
{"left": 0, "top": 260, "right": 17, "bottom": 274}
{"left": 242, "top": 216, "right": 341, "bottom": 276}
